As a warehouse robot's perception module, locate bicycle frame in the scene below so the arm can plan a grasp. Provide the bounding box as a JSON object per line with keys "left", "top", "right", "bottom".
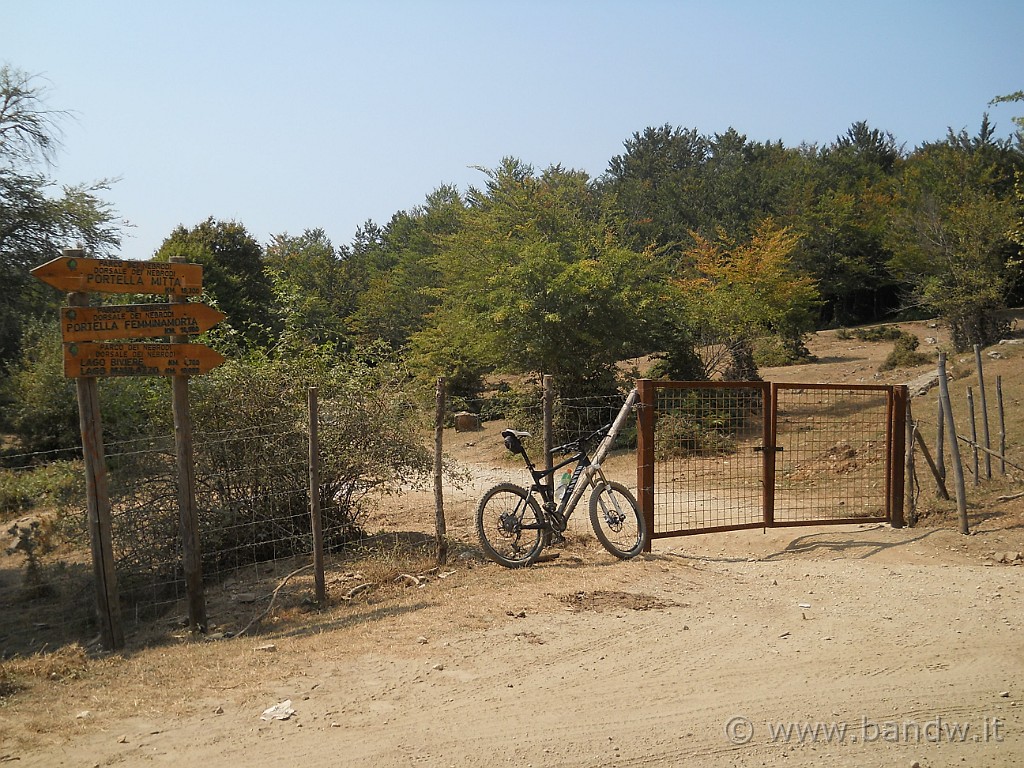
{"left": 512, "top": 427, "right": 609, "bottom": 532}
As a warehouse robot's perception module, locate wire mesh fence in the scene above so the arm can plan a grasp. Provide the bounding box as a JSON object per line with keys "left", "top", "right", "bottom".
{"left": 773, "top": 384, "right": 892, "bottom": 524}
{"left": 645, "top": 382, "right": 768, "bottom": 536}
{"left": 640, "top": 380, "right": 897, "bottom": 541}
{"left": 1, "top": 384, "right": 637, "bottom": 656}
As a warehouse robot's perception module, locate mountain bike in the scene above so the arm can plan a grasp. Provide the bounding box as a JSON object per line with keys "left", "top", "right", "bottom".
{"left": 475, "top": 422, "right": 646, "bottom": 568}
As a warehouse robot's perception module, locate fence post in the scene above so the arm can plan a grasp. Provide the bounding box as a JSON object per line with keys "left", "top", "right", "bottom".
{"left": 308, "top": 387, "right": 326, "bottom": 604}
{"left": 890, "top": 385, "right": 907, "bottom": 529}
{"left": 636, "top": 379, "right": 656, "bottom": 552}
{"left": 169, "top": 254, "right": 206, "bottom": 634}
{"left": 967, "top": 386, "right": 979, "bottom": 486}
{"left": 905, "top": 399, "right": 916, "bottom": 526}
{"left": 543, "top": 375, "right": 554, "bottom": 475}
{"left": 974, "top": 344, "right": 992, "bottom": 479}
{"left": 434, "top": 377, "right": 448, "bottom": 565}
{"left": 997, "top": 375, "right": 1006, "bottom": 475}
{"left": 935, "top": 392, "right": 946, "bottom": 496}
{"left": 938, "top": 352, "right": 970, "bottom": 535}
{"left": 70, "top": 287, "right": 124, "bottom": 651}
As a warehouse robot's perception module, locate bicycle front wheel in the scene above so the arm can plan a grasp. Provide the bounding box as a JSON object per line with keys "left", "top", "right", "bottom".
{"left": 476, "top": 483, "right": 544, "bottom": 568}
{"left": 589, "top": 481, "right": 646, "bottom": 559}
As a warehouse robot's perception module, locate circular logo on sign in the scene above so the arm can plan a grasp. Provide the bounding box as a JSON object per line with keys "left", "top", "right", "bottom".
{"left": 67, "top": 259, "right": 78, "bottom": 271}
{"left": 65, "top": 309, "right": 77, "bottom": 320}
{"left": 68, "top": 343, "right": 79, "bottom": 356}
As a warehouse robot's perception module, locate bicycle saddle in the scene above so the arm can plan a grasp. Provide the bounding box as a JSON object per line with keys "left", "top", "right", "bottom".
{"left": 501, "top": 429, "right": 531, "bottom": 439}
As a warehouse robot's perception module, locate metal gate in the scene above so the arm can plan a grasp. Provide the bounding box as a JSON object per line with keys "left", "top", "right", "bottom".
{"left": 635, "top": 379, "right": 907, "bottom": 543}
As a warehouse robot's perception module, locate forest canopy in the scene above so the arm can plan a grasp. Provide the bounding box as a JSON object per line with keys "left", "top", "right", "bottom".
{"left": 2, "top": 64, "right": 1022, "bottom": 449}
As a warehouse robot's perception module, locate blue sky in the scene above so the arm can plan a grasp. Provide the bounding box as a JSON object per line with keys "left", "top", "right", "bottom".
{"left": 4, "top": 1, "right": 1022, "bottom": 260}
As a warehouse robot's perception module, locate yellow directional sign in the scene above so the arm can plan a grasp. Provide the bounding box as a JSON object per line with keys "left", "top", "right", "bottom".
{"left": 60, "top": 303, "right": 225, "bottom": 342}
{"left": 64, "top": 342, "right": 225, "bottom": 378}
{"left": 31, "top": 255, "right": 202, "bottom": 296}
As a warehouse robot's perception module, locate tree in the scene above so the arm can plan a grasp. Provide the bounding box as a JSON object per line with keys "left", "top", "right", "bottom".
{"left": 154, "top": 218, "right": 278, "bottom": 350}
{"left": 0, "top": 65, "right": 123, "bottom": 368}
{"left": 345, "top": 186, "right": 464, "bottom": 349}
{"left": 417, "top": 159, "right": 660, "bottom": 398}
{"left": 265, "top": 228, "right": 349, "bottom": 349}
{"left": 887, "top": 118, "right": 1022, "bottom": 349}
{"left": 675, "top": 220, "right": 819, "bottom": 380}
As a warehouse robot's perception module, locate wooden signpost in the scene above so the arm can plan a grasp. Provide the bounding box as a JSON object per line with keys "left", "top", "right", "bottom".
{"left": 31, "top": 250, "right": 224, "bottom": 650}
{"left": 64, "top": 341, "right": 225, "bottom": 378}
{"left": 31, "top": 254, "right": 202, "bottom": 296}
{"left": 60, "top": 303, "right": 225, "bottom": 342}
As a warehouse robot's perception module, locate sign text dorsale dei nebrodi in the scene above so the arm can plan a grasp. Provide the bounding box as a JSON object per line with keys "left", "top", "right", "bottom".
{"left": 61, "top": 303, "right": 226, "bottom": 342}
{"left": 31, "top": 255, "right": 202, "bottom": 296}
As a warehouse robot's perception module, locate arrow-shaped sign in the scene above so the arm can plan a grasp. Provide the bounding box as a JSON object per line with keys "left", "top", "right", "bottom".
{"left": 32, "top": 255, "right": 202, "bottom": 296}
{"left": 60, "top": 303, "right": 226, "bottom": 342}
{"left": 64, "top": 342, "right": 225, "bottom": 378}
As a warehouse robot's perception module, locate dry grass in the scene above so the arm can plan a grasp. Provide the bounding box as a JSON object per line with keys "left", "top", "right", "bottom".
{"left": 1, "top": 313, "right": 1022, "bottom": 758}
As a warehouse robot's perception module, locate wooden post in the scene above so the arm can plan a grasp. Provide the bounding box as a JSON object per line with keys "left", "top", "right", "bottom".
{"left": 434, "top": 378, "right": 448, "bottom": 565}
{"left": 914, "top": 431, "right": 950, "bottom": 501}
{"left": 70, "top": 288, "right": 124, "bottom": 651}
{"left": 636, "top": 379, "right": 656, "bottom": 553}
{"left": 905, "top": 400, "right": 916, "bottom": 526}
{"left": 967, "top": 386, "right": 979, "bottom": 486}
{"left": 308, "top": 387, "right": 326, "bottom": 604}
{"left": 935, "top": 390, "right": 946, "bottom": 494}
{"left": 543, "top": 374, "right": 554, "bottom": 476}
{"left": 169, "top": 255, "right": 207, "bottom": 633}
{"left": 938, "top": 352, "right": 970, "bottom": 535}
{"left": 973, "top": 344, "right": 992, "bottom": 479}
{"left": 997, "top": 375, "right": 1006, "bottom": 475}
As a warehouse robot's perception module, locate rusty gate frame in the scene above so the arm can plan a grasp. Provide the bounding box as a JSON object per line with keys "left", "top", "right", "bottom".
{"left": 636, "top": 379, "right": 907, "bottom": 549}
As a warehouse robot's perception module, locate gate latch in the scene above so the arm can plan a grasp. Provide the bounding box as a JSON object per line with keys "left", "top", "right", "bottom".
{"left": 754, "top": 445, "right": 784, "bottom": 453}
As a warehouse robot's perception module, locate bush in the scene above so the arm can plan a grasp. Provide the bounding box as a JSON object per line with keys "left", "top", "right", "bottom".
{"left": 879, "top": 333, "right": 931, "bottom": 371}
{"left": 107, "top": 342, "right": 434, "bottom": 583}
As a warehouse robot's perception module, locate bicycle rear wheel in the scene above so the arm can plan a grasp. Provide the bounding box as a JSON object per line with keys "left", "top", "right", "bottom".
{"left": 589, "top": 481, "right": 645, "bottom": 559}
{"left": 476, "top": 483, "right": 544, "bottom": 568}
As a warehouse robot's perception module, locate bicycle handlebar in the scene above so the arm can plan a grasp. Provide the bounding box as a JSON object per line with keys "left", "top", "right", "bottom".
{"left": 551, "top": 423, "right": 611, "bottom": 456}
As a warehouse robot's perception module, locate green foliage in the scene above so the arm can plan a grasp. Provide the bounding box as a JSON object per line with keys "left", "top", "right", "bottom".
{"left": 879, "top": 332, "right": 931, "bottom": 371}
{"left": 419, "top": 160, "right": 659, "bottom": 400}
{"left": 0, "top": 461, "right": 82, "bottom": 520}
{"left": 265, "top": 228, "right": 350, "bottom": 349}
{"left": 887, "top": 118, "right": 1022, "bottom": 350}
{"left": 1, "top": 319, "right": 169, "bottom": 454}
{"left": 0, "top": 66, "right": 123, "bottom": 367}
{"left": 154, "top": 218, "right": 278, "bottom": 350}
{"left": 676, "top": 220, "right": 820, "bottom": 380}
{"left": 109, "top": 342, "right": 433, "bottom": 580}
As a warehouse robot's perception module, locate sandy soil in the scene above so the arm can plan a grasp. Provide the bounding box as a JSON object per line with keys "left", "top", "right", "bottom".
{"left": 3, "top": 320, "right": 1024, "bottom": 768}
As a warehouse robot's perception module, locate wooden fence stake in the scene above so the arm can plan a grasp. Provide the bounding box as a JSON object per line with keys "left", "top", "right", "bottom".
{"left": 935, "top": 392, "right": 946, "bottom": 495}
{"left": 967, "top": 386, "right": 979, "bottom": 486}
{"left": 997, "top": 375, "right": 1006, "bottom": 475}
{"left": 914, "top": 431, "right": 950, "bottom": 501}
{"left": 434, "top": 377, "right": 448, "bottom": 565}
{"left": 974, "top": 344, "right": 992, "bottom": 479}
{"left": 70, "top": 289, "right": 124, "bottom": 651}
{"left": 169, "top": 255, "right": 207, "bottom": 633}
{"left": 938, "top": 352, "right": 970, "bottom": 535}
{"left": 308, "top": 387, "right": 326, "bottom": 604}
{"left": 543, "top": 374, "right": 554, "bottom": 476}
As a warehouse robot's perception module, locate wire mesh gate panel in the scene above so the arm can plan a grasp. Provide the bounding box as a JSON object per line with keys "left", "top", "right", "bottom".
{"left": 636, "top": 380, "right": 904, "bottom": 542}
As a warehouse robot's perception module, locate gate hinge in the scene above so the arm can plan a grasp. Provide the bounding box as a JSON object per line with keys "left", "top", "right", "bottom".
{"left": 754, "top": 445, "right": 783, "bottom": 453}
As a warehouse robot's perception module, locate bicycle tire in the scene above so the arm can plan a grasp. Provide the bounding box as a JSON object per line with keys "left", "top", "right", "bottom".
{"left": 476, "top": 483, "right": 545, "bottom": 568}
{"left": 589, "top": 481, "right": 646, "bottom": 559}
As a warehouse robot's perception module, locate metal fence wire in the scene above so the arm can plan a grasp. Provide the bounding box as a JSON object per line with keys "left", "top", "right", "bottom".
{"left": 640, "top": 380, "right": 897, "bottom": 540}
